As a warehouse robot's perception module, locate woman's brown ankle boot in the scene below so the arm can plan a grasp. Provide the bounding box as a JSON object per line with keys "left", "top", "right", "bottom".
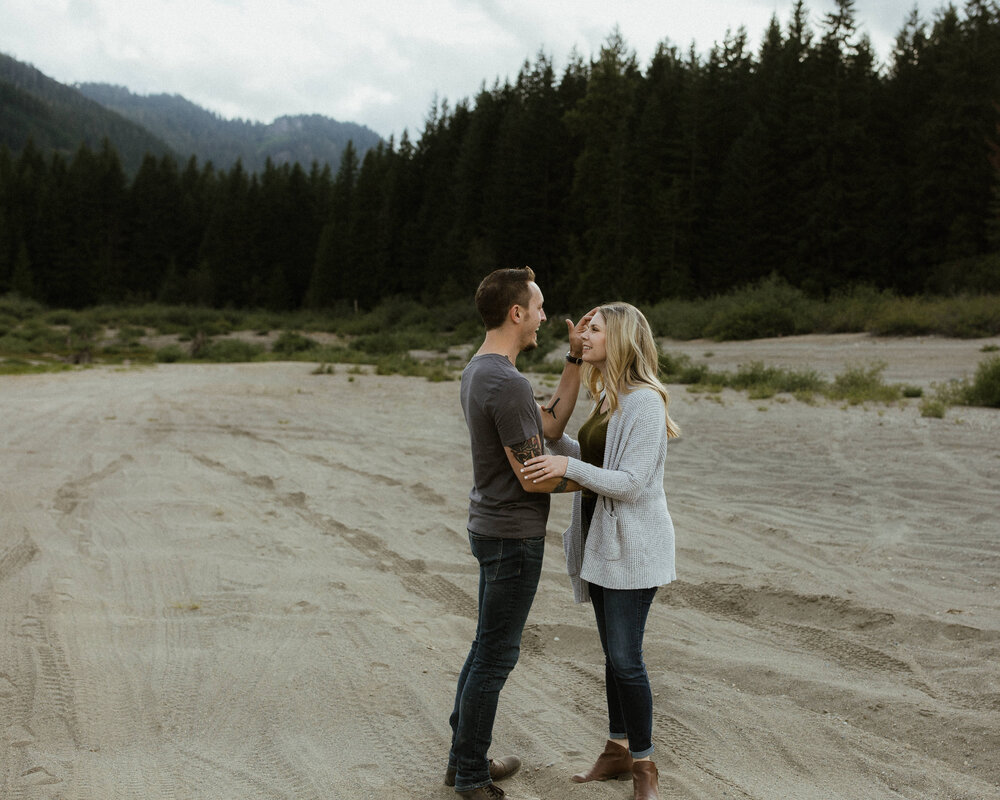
{"left": 571, "top": 739, "right": 633, "bottom": 782}
{"left": 632, "top": 760, "right": 659, "bottom": 800}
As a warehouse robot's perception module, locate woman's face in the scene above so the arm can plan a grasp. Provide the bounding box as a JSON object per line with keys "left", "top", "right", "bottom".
{"left": 581, "top": 310, "right": 607, "bottom": 369}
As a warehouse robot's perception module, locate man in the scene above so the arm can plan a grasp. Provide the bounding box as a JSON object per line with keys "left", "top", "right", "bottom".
{"left": 445, "top": 266, "right": 594, "bottom": 799}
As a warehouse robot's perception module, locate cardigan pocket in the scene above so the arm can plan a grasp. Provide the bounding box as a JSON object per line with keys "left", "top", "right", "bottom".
{"left": 588, "top": 497, "right": 623, "bottom": 561}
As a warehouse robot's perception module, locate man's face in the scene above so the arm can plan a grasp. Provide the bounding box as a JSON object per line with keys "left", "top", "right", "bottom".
{"left": 518, "top": 281, "right": 546, "bottom": 351}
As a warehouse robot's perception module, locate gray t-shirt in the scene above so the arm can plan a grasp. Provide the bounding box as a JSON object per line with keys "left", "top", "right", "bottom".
{"left": 461, "top": 354, "right": 549, "bottom": 538}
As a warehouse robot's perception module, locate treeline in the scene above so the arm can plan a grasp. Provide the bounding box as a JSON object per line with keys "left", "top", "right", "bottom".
{"left": 2, "top": 1, "right": 1000, "bottom": 311}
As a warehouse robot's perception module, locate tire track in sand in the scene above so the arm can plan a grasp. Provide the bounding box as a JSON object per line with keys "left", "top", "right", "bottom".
{"left": 189, "top": 452, "right": 476, "bottom": 622}
{"left": 0, "top": 536, "right": 38, "bottom": 585}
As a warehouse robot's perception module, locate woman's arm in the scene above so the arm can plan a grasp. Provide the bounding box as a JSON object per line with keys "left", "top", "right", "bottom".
{"left": 504, "top": 435, "right": 583, "bottom": 494}
{"left": 525, "top": 391, "right": 665, "bottom": 502}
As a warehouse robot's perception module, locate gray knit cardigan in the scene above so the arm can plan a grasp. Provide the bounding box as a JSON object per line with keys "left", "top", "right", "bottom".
{"left": 547, "top": 387, "right": 676, "bottom": 603}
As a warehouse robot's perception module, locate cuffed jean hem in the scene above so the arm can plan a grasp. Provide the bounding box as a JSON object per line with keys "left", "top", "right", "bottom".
{"left": 455, "top": 780, "right": 492, "bottom": 794}
{"left": 608, "top": 733, "right": 654, "bottom": 760}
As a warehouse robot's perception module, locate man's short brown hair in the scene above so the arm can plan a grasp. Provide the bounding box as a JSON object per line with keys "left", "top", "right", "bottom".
{"left": 474, "top": 266, "right": 536, "bottom": 330}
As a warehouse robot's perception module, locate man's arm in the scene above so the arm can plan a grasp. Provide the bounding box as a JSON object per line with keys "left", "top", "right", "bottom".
{"left": 539, "top": 308, "right": 598, "bottom": 441}
{"left": 505, "top": 435, "right": 581, "bottom": 494}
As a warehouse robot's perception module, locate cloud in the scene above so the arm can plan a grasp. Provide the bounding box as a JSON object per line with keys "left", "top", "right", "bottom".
{"left": 0, "top": 0, "right": 920, "bottom": 139}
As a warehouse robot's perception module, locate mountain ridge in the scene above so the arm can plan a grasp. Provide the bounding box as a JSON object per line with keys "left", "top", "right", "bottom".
{"left": 0, "top": 52, "right": 383, "bottom": 175}
{"left": 77, "top": 82, "right": 383, "bottom": 173}
{"left": 0, "top": 52, "right": 175, "bottom": 173}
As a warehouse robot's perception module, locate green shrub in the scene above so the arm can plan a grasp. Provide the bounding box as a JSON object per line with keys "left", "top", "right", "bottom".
{"left": 866, "top": 297, "right": 938, "bottom": 336}
{"left": 43, "top": 309, "right": 83, "bottom": 326}
{"left": 644, "top": 299, "right": 715, "bottom": 340}
{"left": 0, "top": 359, "right": 72, "bottom": 375}
{"left": 705, "top": 302, "right": 798, "bottom": 341}
{"left": 821, "top": 285, "right": 892, "bottom": 333}
{"left": 961, "top": 356, "right": 1000, "bottom": 407}
{"left": 351, "top": 330, "right": 438, "bottom": 355}
{"left": 442, "top": 318, "right": 482, "bottom": 346}
{"left": 729, "top": 361, "right": 826, "bottom": 395}
{"left": 273, "top": 331, "right": 318, "bottom": 355}
{"left": 424, "top": 364, "right": 455, "bottom": 382}
{"left": 335, "top": 296, "right": 432, "bottom": 335}
{"left": 919, "top": 398, "right": 948, "bottom": 418}
{"left": 657, "top": 350, "right": 694, "bottom": 376}
{"left": 84, "top": 303, "right": 226, "bottom": 334}
{"left": 195, "top": 339, "right": 266, "bottom": 362}
{"left": 656, "top": 348, "right": 712, "bottom": 384}
{"left": 0, "top": 321, "right": 66, "bottom": 354}
{"left": 869, "top": 295, "right": 1000, "bottom": 338}
{"left": 936, "top": 295, "right": 1000, "bottom": 338}
{"left": 155, "top": 345, "right": 186, "bottom": 363}
{"left": 703, "top": 276, "right": 820, "bottom": 341}
{"left": 747, "top": 384, "right": 777, "bottom": 400}
{"left": 116, "top": 325, "right": 146, "bottom": 343}
{"left": 374, "top": 353, "right": 456, "bottom": 381}
{"left": 828, "top": 361, "right": 902, "bottom": 404}
{"left": 0, "top": 293, "right": 44, "bottom": 321}
{"left": 678, "top": 363, "right": 713, "bottom": 384}
{"left": 777, "top": 368, "right": 827, "bottom": 393}
{"left": 729, "top": 362, "right": 785, "bottom": 390}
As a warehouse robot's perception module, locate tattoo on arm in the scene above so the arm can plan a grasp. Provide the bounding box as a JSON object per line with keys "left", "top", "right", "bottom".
{"left": 542, "top": 397, "right": 561, "bottom": 419}
{"left": 510, "top": 436, "right": 543, "bottom": 465}
{"left": 553, "top": 477, "right": 569, "bottom": 493}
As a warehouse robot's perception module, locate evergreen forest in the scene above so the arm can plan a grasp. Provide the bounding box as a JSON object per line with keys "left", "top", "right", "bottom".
{"left": 2, "top": 1, "right": 1000, "bottom": 313}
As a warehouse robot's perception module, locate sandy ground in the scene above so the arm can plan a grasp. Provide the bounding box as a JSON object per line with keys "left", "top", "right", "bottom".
{"left": 1, "top": 334, "right": 998, "bottom": 800}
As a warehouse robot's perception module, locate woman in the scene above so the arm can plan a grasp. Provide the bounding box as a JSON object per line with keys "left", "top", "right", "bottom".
{"left": 522, "top": 302, "right": 680, "bottom": 800}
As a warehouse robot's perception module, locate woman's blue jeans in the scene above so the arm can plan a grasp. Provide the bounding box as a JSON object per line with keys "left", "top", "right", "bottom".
{"left": 589, "top": 582, "right": 658, "bottom": 758}
{"left": 448, "top": 532, "right": 545, "bottom": 792}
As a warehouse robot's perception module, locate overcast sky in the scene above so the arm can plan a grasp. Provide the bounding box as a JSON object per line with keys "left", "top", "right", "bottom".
{"left": 2, "top": 0, "right": 929, "bottom": 140}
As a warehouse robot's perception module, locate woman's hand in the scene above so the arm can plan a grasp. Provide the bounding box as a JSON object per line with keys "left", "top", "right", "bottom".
{"left": 521, "top": 454, "right": 568, "bottom": 483}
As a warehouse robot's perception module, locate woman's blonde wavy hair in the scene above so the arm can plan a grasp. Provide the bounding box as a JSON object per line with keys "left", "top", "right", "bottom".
{"left": 583, "top": 302, "right": 680, "bottom": 439}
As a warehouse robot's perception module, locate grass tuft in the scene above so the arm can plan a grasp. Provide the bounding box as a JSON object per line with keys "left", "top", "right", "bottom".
{"left": 960, "top": 356, "right": 1000, "bottom": 407}
{"left": 827, "top": 362, "right": 902, "bottom": 405}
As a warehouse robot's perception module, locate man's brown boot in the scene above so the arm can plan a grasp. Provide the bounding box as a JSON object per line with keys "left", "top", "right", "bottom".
{"left": 570, "top": 739, "right": 633, "bottom": 782}
{"left": 456, "top": 784, "right": 505, "bottom": 799}
{"left": 632, "top": 760, "right": 659, "bottom": 800}
{"left": 445, "top": 755, "right": 521, "bottom": 787}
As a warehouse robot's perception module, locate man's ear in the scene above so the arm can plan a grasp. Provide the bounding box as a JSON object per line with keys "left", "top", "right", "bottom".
{"left": 510, "top": 304, "right": 522, "bottom": 324}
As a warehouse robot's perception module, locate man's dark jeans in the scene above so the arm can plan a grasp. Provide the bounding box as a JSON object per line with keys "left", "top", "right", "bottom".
{"left": 448, "top": 531, "right": 544, "bottom": 793}
{"left": 589, "top": 582, "right": 658, "bottom": 758}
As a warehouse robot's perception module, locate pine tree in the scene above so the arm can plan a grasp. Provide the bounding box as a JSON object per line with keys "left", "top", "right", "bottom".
{"left": 564, "top": 29, "right": 641, "bottom": 305}
{"left": 198, "top": 160, "right": 254, "bottom": 306}
{"left": 126, "top": 153, "right": 181, "bottom": 301}
{"left": 308, "top": 141, "right": 358, "bottom": 308}
{"left": 626, "top": 42, "right": 696, "bottom": 299}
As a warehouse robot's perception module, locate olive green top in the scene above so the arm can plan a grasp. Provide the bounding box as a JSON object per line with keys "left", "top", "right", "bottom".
{"left": 578, "top": 405, "right": 610, "bottom": 502}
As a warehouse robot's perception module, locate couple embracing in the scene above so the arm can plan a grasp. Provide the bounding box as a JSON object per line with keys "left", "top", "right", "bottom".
{"left": 445, "top": 267, "right": 680, "bottom": 800}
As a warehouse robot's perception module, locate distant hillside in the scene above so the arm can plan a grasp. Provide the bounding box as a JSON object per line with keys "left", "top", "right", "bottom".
{"left": 77, "top": 83, "right": 383, "bottom": 173}
{"left": 0, "top": 53, "right": 174, "bottom": 173}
